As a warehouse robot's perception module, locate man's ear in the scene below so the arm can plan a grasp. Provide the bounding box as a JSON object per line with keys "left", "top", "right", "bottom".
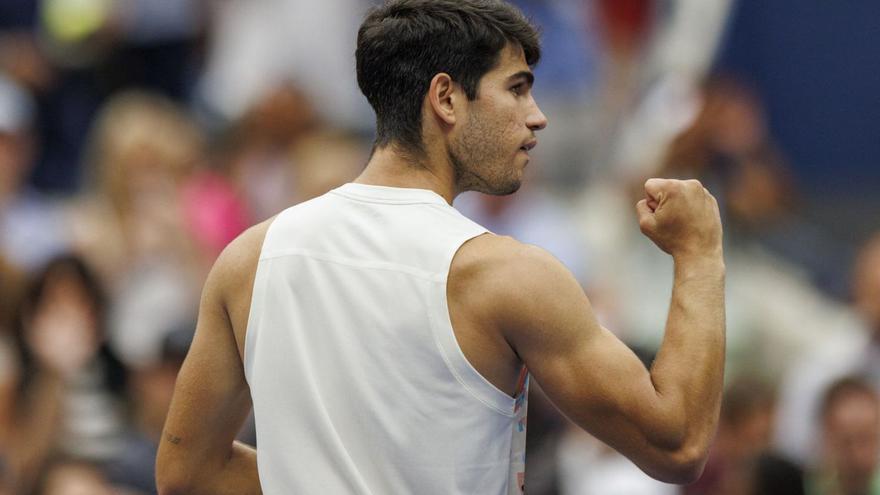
{"left": 427, "top": 73, "right": 458, "bottom": 126}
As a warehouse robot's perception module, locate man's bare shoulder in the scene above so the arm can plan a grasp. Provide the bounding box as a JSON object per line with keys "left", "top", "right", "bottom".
{"left": 451, "top": 233, "right": 580, "bottom": 325}
{"left": 455, "top": 232, "right": 573, "bottom": 283}
{"left": 206, "top": 216, "right": 278, "bottom": 350}
{"left": 210, "top": 217, "right": 276, "bottom": 291}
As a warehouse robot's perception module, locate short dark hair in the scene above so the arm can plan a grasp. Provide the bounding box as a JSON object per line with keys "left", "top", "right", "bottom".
{"left": 356, "top": 0, "right": 541, "bottom": 155}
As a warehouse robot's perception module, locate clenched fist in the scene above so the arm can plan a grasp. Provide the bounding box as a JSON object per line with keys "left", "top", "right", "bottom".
{"left": 636, "top": 178, "right": 723, "bottom": 261}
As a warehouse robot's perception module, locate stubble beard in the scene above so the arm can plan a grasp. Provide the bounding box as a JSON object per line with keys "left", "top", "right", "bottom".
{"left": 449, "top": 113, "right": 522, "bottom": 196}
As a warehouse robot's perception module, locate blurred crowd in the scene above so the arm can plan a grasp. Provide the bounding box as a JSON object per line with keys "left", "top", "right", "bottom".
{"left": 0, "top": 0, "right": 877, "bottom": 494}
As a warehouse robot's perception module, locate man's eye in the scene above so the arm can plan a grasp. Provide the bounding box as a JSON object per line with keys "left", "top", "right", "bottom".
{"left": 511, "top": 84, "right": 525, "bottom": 96}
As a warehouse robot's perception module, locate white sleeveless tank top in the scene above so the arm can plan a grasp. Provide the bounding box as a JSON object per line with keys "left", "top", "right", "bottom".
{"left": 244, "top": 183, "right": 529, "bottom": 494}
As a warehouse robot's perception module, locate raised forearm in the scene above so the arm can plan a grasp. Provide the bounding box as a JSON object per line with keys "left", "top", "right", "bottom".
{"left": 650, "top": 254, "right": 726, "bottom": 453}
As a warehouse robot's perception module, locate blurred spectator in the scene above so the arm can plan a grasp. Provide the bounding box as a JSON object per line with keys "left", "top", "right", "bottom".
{"left": 576, "top": 74, "right": 859, "bottom": 383}
{"left": 10, "top": 255, "right": 129, "bottom": 492}
{"left": 31, "top": 458, "right": 118, "bottom": 495}
{"left": 807, "top": 376, "right": 880, "bottom": 495}
{"left": 603, "top": 0, "right": 734, "bottom": 184}
{"left": 70, "top": 90, "right": 204, "bottom": 366}
{"left": 219, "top": 82, "right": 319, "bottom": 221}
{"left": 2, "top": 0, "right": 205, "bottom": 192}
{"left": 685, "top": 377, "right": 792, "bottom": 495}
{"left": 0, "top": 75, "right": 69, "bottom": 272}
{"left": 775, "top": 233, "right": 880, "bottom": 466}
{"left": 661, "top": 75, "right": 849, "bottom": 298}
{"left": 74, "top": 90, "right": 203, "bottom": 267}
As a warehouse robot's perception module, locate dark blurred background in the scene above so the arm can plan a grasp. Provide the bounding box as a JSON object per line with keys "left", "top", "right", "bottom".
{"left": 0, "top": 0, "right": 878, "bottom": 494}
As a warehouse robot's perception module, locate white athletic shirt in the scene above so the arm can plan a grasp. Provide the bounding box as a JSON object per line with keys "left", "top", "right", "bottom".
{"left": 244, "top": 183, "right": 530, "bottom": 494}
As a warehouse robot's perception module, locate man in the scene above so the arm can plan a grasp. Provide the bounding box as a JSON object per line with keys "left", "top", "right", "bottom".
{"left": 156, "top": 1, "right": 726, "bottom": 494}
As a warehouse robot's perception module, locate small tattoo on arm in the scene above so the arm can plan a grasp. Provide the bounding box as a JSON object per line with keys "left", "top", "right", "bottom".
{"left": 165, "top": 432, "right": 183, "bottom": 445}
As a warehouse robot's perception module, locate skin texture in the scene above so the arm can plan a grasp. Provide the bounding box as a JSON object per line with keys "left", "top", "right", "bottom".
{"left": 156, "top": 42, "right": 726, "bottom": 493}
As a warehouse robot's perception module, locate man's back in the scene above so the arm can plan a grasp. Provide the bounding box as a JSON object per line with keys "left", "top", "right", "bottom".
{"left": 246, "top": 183, "right": 528, "bottom": 494}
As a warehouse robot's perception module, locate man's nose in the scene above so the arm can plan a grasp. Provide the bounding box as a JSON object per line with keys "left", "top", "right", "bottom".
{"left": 527, "top": 99, "right": 548, "bottom": 131}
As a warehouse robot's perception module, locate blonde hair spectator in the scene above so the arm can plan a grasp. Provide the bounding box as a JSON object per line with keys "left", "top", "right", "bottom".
{"left": 85, "top": 90, "right": 205, "bottom": 218}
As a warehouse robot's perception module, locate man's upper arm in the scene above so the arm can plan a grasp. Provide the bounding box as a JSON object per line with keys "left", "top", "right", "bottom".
{"left": 156, "top": 227, "right": 263, "bottom": 492}
{"left": 471, "top": 236, "right": 694, "bottom": 480}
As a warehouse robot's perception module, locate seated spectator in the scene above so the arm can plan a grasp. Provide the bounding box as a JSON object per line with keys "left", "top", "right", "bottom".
{"left": 807, "top": 376, "right": 880, "bottom": 495}
{"left": 71, "top": 90, "right": 204, "bottom": 282}
{"left": 217, "top": 81, "right": 319, "bottom": 221}
{"left": 775, "top": 233, "right": 880, "bottom": 465}
{"left": 660, "top": 75, "right": 849, "bottom": 298}
{"left": 686, "top": 377, "right": 781, "bottom": 495}
{"left": 10, "top": 255, "right": 129, "bottom": 492}
{"left": 70, "top": 90, "right": 205, "bottom": 366}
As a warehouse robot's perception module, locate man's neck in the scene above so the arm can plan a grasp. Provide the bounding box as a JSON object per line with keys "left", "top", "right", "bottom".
{"left": 354, "top": 145, "right": 457, "bottom": 205}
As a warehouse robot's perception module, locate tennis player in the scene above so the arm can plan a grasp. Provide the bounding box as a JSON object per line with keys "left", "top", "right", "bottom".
{"left": 156, "top": 1, "right": 725, "bottom": 493}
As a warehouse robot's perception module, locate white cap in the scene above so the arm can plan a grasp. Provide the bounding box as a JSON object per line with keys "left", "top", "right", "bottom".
{"left": 0, "top": 74, "right": 35, "bottom": 134}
